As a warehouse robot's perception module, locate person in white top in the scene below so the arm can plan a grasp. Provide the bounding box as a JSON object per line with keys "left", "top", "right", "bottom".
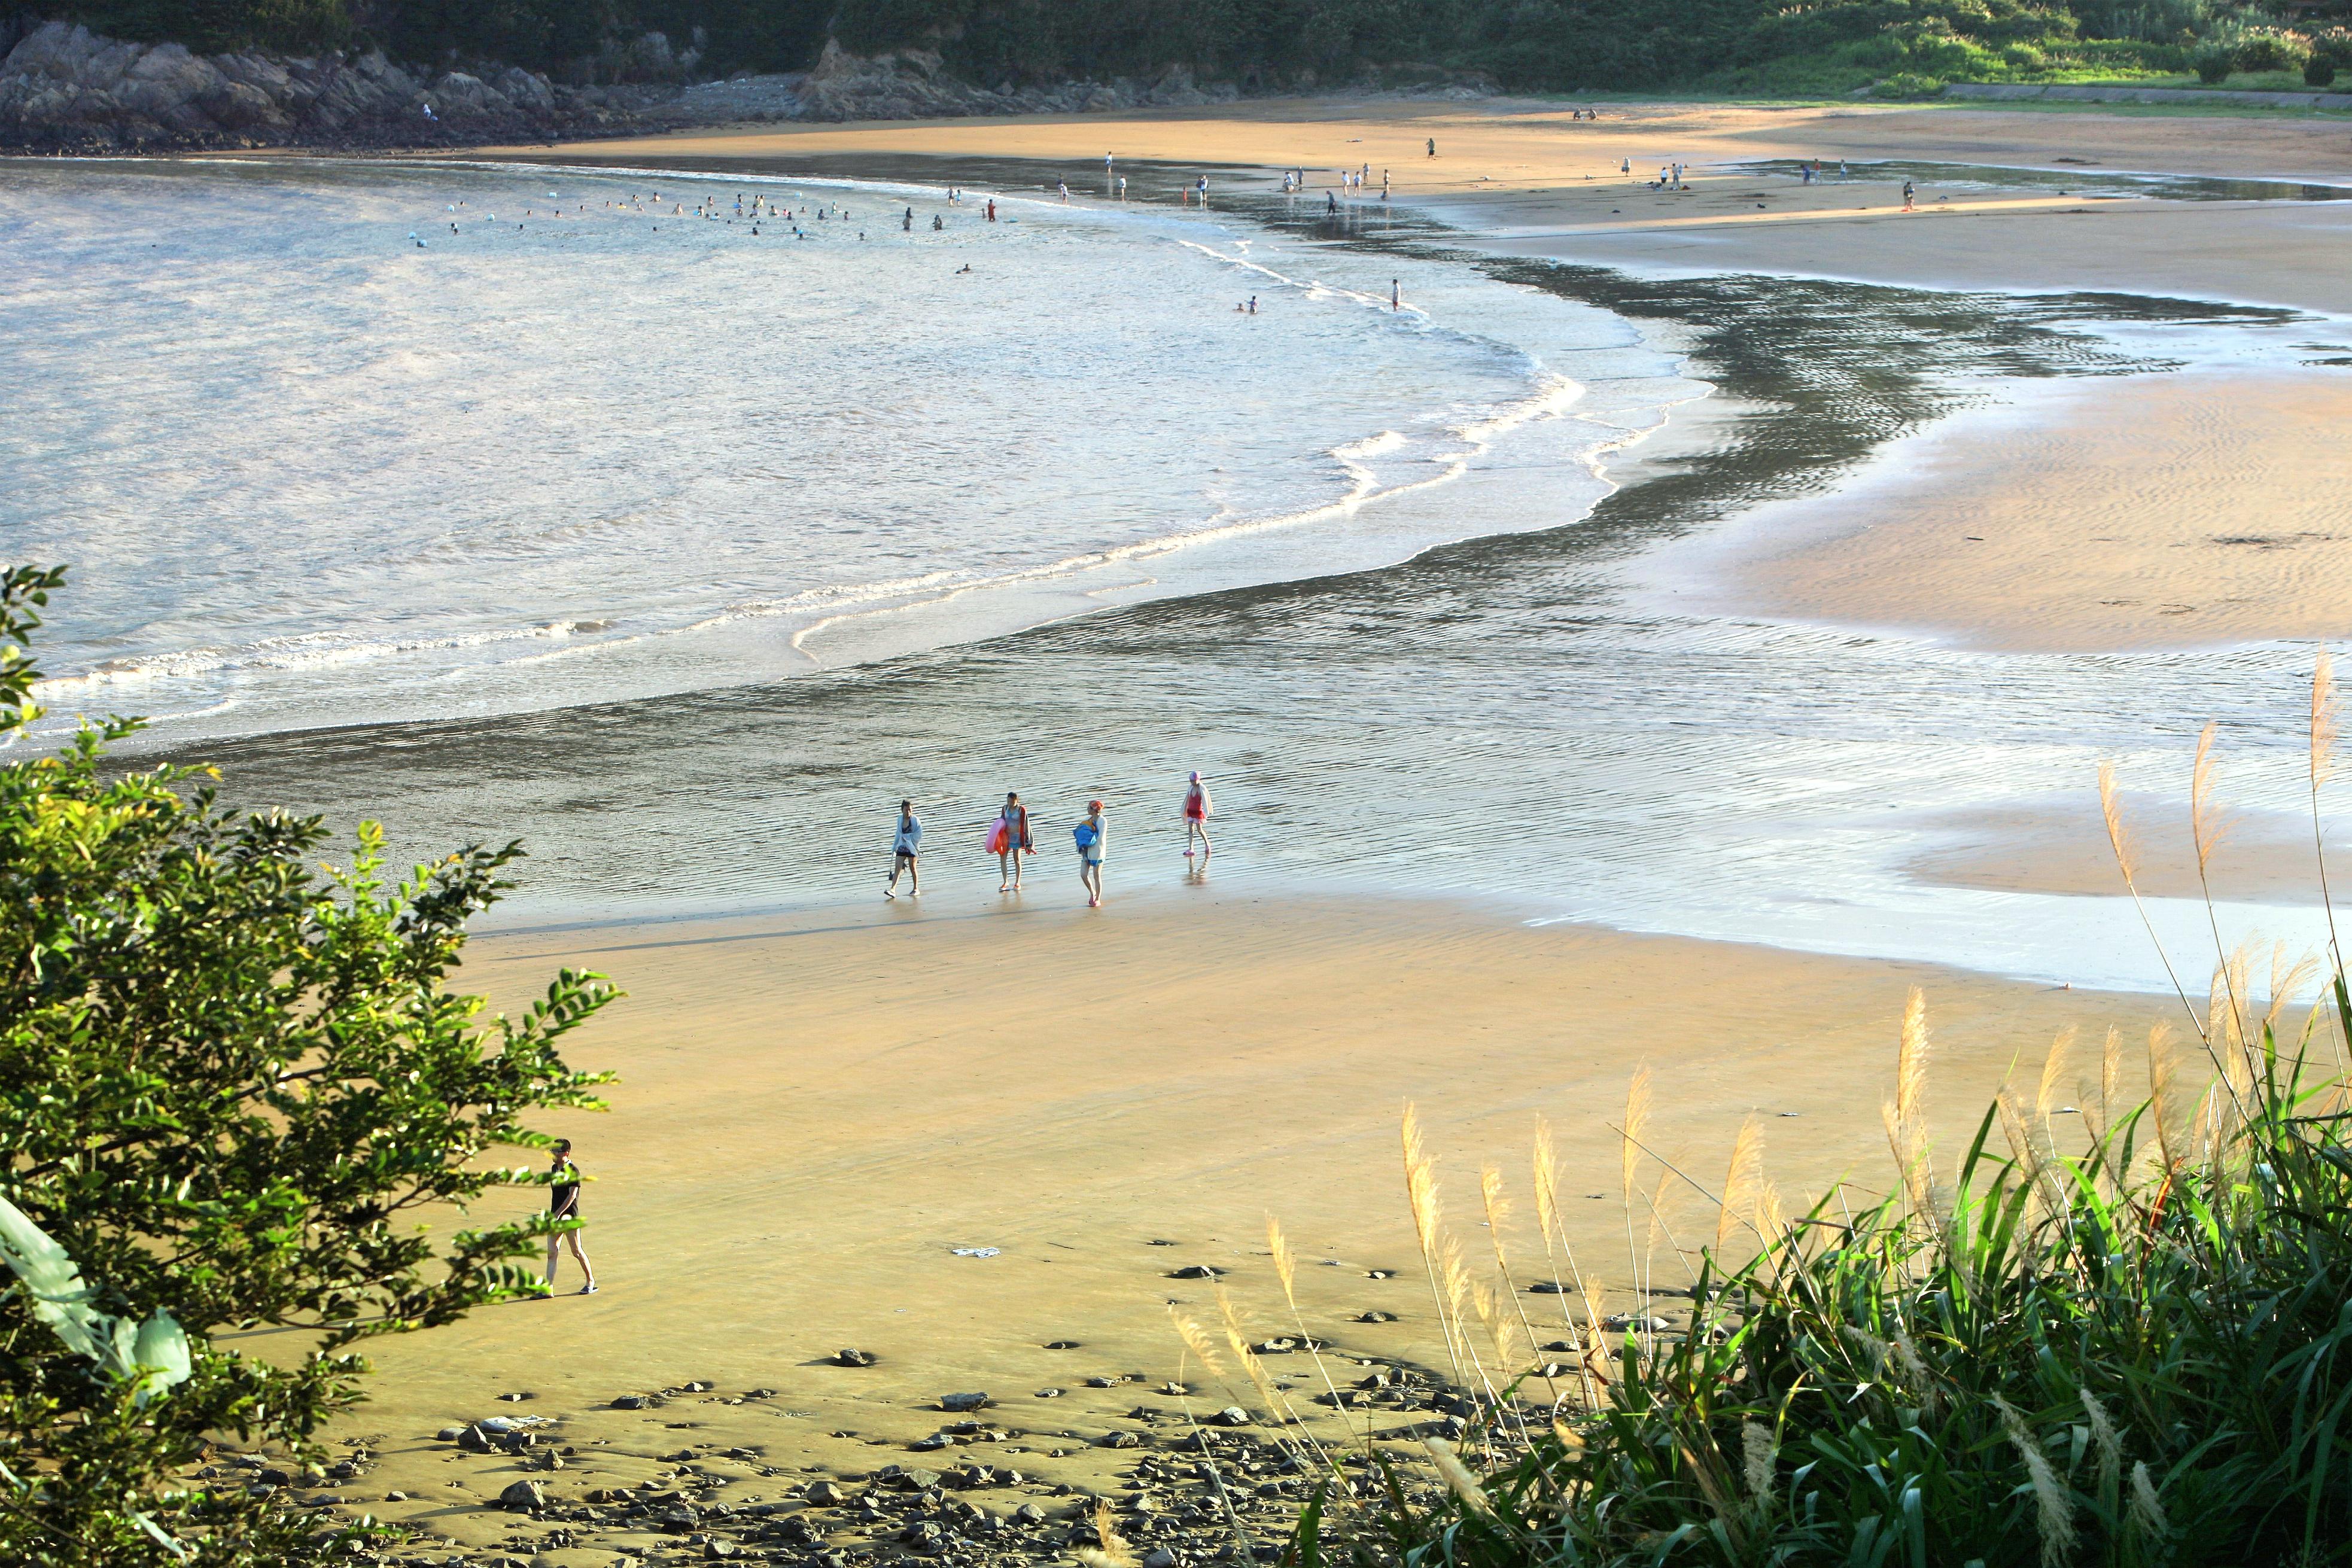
{"left": 1182, "top": 772, "right": 1212, "bottom": 860}
{"left": 886, "top": 799, "right": 922, "bottom": 898}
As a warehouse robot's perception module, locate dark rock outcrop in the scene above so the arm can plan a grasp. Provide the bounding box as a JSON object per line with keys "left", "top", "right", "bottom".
{"left": 0, "top": 17, "right": 1487, "bottom": 153}
{"left": 0, "top": 19, "right": 632, "bottom": 151}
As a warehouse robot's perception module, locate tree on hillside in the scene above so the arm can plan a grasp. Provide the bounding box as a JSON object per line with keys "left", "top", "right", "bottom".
{"left": 0, "top": 563, "right": 618, "bottom": 1566}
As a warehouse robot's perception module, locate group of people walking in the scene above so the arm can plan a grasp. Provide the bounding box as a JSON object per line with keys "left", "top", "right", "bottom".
{"left": 535, "top": 780, "right": 1218, "bottom": 1297}
{"left": 884, "top": 774, "right": 1213, "bottom": 908}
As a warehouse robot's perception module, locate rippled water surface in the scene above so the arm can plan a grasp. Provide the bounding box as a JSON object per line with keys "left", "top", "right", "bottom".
{"left": 13, "top": 153, "right": 2352, "bottom": 992}
{"left": 4, "top": 156, "right": 1655, "bottom": 736}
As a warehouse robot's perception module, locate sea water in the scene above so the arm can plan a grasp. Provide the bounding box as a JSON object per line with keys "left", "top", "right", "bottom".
{"left": 2, "top": 156, "right": 1668, "bottom": 739}
{"left": 8, "top": 154, "right": 2349, "bottom": 995}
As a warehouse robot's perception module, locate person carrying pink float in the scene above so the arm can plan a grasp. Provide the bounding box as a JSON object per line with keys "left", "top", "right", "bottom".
{"left": 1182, "top": 772, "right": 1212, "bottom": 860}
{"left": 987, "top": 790, "right": 1033, "bottom": 891}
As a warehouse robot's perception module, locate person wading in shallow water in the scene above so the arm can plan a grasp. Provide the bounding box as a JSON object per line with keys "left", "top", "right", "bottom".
{"left": 886, "top": 797, "right": 922, "bottom": 898}
{"left": 1076, "top": 799, "right": 1107, "bottom": 907}
{"left": 1182, "top": 771, "right": 1213, "bottom": 860}
{"left": 991, "top": 791, "right": 1033, "bottom": 891}
{"left": 544, "top": 1140, "right": 596, "bottom": 1295}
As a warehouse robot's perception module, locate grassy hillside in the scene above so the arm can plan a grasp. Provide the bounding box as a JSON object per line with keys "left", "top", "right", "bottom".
{"left": 25, "top": 0, "right": 2352, "bottom": 95}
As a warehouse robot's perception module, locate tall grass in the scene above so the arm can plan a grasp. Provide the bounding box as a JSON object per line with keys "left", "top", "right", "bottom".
{"left": 1241, "top": 659, "right": 2352, "bottom": 1566}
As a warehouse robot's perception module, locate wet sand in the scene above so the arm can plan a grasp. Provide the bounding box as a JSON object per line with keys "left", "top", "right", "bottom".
{"left": 497, "top": 96, "right": 2352, "bottom": 194}
{"left": 495, "top": 97, "right": 2352, "bottom": 316}
{"left": 1900, "top": 796, "right": 2326, "bottom": 905}
{"left": 1643, "top": 372, "right": 2352, "bottom": 652}
{"left": 331, "top": 891, "right": 2167, "bottom": 1558}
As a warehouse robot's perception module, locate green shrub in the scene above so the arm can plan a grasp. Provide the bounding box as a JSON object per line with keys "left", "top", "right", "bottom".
{"left": 0, "top": 564, "right": 618, "bottom": 1565}
{"left": 2192, "top": 39, "right": 2235, "bottom": 80}
{"left": 1872, "top": 69, "right": 1946, "bottom": 96}
{"left": 2309, "top": 56, "right": 2337, "bottom": 86}
{"left": 2234, "top": 27, "right": 2310, "bottom": 73}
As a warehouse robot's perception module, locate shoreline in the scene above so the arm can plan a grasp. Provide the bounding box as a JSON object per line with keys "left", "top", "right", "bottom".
{"left": 106, "top": 132, "right": 2345, "bottom": 988}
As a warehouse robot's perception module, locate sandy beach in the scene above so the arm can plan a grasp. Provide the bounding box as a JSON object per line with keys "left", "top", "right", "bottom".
{"left": 1642, "top": 370, "right": 2352, "bottom": 652}
{"left": 333, "top": 890, "right": 2169, "bottom": 1561}
{"left": 199, "top": 96, "right": 2348, "bottom": 1559}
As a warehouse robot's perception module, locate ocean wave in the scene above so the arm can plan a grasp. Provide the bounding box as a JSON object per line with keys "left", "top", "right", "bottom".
{"left": 32, "top": 617, "right": 614, "bottom": 696}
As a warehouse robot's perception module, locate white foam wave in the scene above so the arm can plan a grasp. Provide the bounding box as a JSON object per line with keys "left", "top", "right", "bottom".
{"left": 33, "top": 618, "right": 613, "bottom": 695}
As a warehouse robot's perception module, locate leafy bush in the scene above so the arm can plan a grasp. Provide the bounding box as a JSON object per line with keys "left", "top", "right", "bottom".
{"left": 2192, "top": 38, "right": 2236, "bottom": 79}
{"left": 1872, "top": 69, "right": 1948, "bottom": 95}
{"left": 1300, "top": 674, "right": 2352, "bottom": 1566}
{"left": 2233, "top": 26, "right": 2310, "bottom": 72}
{"left": 0, "top": 562, "right": 617, "bottom": 1566}
{"left": 2309, "top": 56, "right": 2337, "bottom": 85}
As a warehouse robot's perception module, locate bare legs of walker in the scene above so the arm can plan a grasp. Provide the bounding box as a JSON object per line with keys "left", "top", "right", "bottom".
{"left": 999, "top": 850, "right": 1023, "bottom": 891}
{"left": 544, "top": 1229, "right": 596, "bottom": 1295}
{"left": 1186, "top": 822, "right": 1212, "bottom": 860}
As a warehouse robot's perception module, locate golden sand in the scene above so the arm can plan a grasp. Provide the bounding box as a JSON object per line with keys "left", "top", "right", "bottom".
{"left": 335, "top": 891, "right": 2165, "bottom": 1551}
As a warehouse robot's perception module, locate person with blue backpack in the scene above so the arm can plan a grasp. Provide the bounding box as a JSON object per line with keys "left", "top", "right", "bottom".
{"left": 1075, "top": 799, "right": 1107, "bottom": 908}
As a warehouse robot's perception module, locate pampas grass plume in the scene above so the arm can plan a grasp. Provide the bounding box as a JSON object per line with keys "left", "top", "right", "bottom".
{"left": 2080, "top": 1386, "right": 2122, "bottom": 1500}
{"left": 2128, "top": 1461, "right": 2169, "bottom": 1548}
{"left": 1741, "top": 1421, "right": 1776, "bottom": 1505}
{"left": 1265, "top": 1214, "right": 1298, "bottom": 1312}
{"left": 2100, "top": 760, "right": 2141, "bottom": 889}
{"left": 2035, "top": 1027, "right": 2074, "bottom": 1125}
{"left": 1532, "top": 1118, "right": 1561, "bottom": 1245}
{"left": 2316, "top": 650, "right": 2338, "bottom": 788}
{"left": 1717, "top": 1116, "right": 1764, "bottom": 1256}
{"left": 1423, "top": 1438, "right": 1495, "bottom": 1515}
{"left": 1622, "top": 1065, "right": 1652, "bottom": 1203}
{"left": 1997, "top": 1396, "right": 2077, "bottom": 1568}
{"left": 2192, "top": 720, "right": 2228, "bottom": 876}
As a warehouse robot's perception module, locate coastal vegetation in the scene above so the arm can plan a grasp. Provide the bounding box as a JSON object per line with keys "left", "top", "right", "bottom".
{"left": 26, "top": 0, "right": 2352, "bottom": 96}
{"left": 1258, "top": 689, "right": 2352, "bottom": 1563}
{"left": 0, "top": 564, "right": 616, "bottom": 1565}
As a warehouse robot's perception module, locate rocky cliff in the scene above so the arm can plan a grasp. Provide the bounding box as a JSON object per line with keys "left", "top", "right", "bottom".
{"left": 0, "top": 16, "right": 1482, "bottom": 153}
{"left": 0, "top": 17, "right": 658, "bottom": 150}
